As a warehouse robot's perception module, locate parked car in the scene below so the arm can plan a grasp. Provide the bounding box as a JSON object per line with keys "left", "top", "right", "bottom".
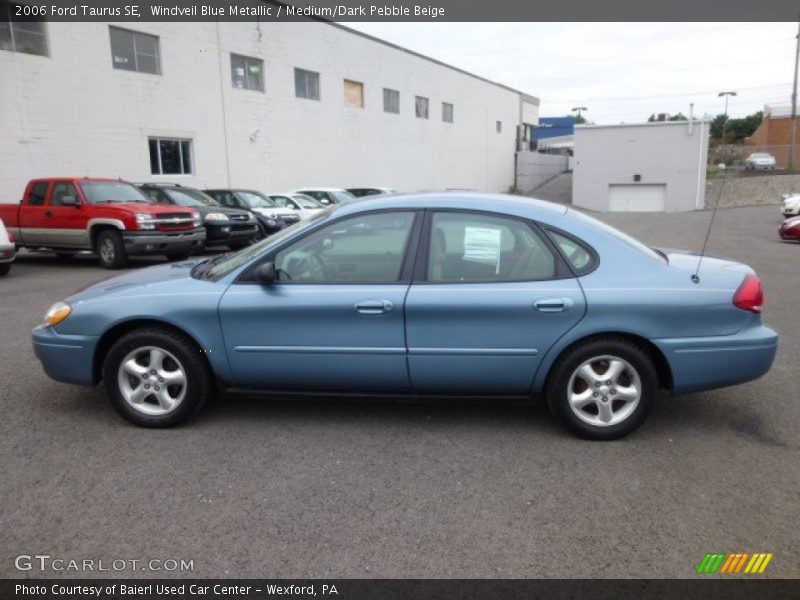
{"left": 0, "top": 178, "right": 205, "bottom": 269}
{"left": 745, "top": 153, "right": 777, "bottom": 170}
{"left": 290, "top": 188, "right": 357, "bottom": 206}
{"left": 0, "top": 218, "right": 15, "bottom": 276}
{"left": 267, "top": 193, "right": 326, "bottom": 220}
{"left": 138, "top": 184, "right": 258, "bottom": 250}
{"left": 346, "top": 187, "right": 396, "bottom": 198}
{"left": 204, "top": 189, "right": 300, "bottom": 237}
{"left": 32, "top": 193, "right": 778, "bottom": 439}
{"left": 779, "top": 216, "right": 800, "bottom": 241}
{"left": 780, "top": 194, "right": 800, "bottom": 217}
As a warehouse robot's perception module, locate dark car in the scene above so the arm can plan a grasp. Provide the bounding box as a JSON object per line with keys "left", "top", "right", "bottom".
{"left": 204, "top": 189, "right": 301, "bottom": 238}
{"left": 138, "top": 184, "right": 258, "bottom": 250}
{"left": 346, "top": 187, "right": 396, "bottom": 198}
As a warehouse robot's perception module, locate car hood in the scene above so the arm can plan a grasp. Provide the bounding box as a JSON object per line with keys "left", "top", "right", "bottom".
{"left": 99, "top": 202, "right": 197, "bottom": 215}
{"left": 67, "top": 258, "right": 209, "bottom": 302}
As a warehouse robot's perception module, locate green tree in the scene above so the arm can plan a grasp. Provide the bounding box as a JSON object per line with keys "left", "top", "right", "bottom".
{"left": 710, "top": 111, "right": 763, "bottom": 142}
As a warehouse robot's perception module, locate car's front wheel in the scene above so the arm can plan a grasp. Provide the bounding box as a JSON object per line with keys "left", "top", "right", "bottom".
{"left": 103, "top": 327, "right": 213, "bottom": 427}
{"left": 546, "top": 338, "right": 657, "bottom": 440}
{"left": 96, "top": 230, "right": 128, "bottom": 269}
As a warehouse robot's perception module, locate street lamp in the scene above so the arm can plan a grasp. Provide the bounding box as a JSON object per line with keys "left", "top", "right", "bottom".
{"left": 717, "top": 91, "right": 737, "bottom": 143}
{"left": 571, "top": 106, "right": 588, "bottom": 121}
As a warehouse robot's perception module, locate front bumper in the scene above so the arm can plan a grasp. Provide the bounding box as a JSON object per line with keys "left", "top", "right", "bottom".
{"left": 653, "top": 324, "right": 778, "bottom": 395}
{"left": 0, "top": 243, "right": 15, "bottom": 264}
{"left": 123, "top": 228, "right": 206, "bottom": 255}
{"left": 32, "top": 325, "right": 99, "bottom": 386}
{"left": 779, "top": 226, "right": 800, "bottom": 240}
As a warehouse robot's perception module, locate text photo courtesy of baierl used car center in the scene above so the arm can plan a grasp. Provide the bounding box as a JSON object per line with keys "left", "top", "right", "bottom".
{"left": 1, "top": 0, "right": 799, "bottom": 597}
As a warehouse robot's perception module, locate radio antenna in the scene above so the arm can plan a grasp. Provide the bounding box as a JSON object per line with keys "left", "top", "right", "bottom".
{"left": 692, "top": 163, "right": 728, "bottom": 284}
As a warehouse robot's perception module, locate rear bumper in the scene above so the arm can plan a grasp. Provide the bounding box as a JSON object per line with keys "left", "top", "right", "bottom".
{"left": 32, "top": 325, "right": 99, "bottom": 386}
{"left": 123, "top": 228, "right": 206, "bottom": 254}
{"left": 0, "top": 243, "right": 14, "bottom": 264}
{"left": 653, "top": 325, "right": 778, "bottom": 395}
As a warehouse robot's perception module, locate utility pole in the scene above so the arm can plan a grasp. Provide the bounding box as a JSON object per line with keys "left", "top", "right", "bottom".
{"left": 788, "top": 17, "right": 800, "bottom": 171}
{"left": 718, "top": 91, "right": 737, "bottom": 143}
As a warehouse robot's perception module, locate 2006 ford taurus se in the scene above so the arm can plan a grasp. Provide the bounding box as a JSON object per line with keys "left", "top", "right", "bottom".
{"left": 33, "top": 194, "right": 778, "bottom": 439}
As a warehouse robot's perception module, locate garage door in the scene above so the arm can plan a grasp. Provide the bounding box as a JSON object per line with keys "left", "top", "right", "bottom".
{"left": 608, "top": 184, "right": 666, "bottom": 212}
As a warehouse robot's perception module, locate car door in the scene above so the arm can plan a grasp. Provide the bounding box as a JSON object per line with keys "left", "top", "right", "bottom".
{"left": 218, "top": 210, "right": 421, "bottom": 390}
{"left": 405, "top": 210, "right": 586, "bottom": 394}
{"left": 45, "top": 181, "right": 90, "bottom": 247}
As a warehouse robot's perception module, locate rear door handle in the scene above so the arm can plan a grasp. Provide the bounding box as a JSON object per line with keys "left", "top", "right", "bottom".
{"left": 533, "top": 298, "right": 572, "bottom": 313}
{"left": 355, "top": 300, "right": 394, "bottom": 315}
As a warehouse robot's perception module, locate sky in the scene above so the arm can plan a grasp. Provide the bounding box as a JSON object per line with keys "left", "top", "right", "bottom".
{"left": 347, "top": 22, "right": 799, "bottom": 124}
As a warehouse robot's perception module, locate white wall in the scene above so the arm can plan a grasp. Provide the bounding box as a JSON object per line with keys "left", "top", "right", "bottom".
{"left": 0, "top": 21, "right": 530, "bottom": 201}
{"left": 572, "top": 120, "right": 710, "bottom": 212}
{"left": 515, "top": 152, "right": 568, "bottom": 193}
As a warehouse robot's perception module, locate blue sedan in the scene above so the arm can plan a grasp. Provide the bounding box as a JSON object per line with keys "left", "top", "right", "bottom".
{"left": 33, "top": 194, "right": 778, "bottom": 439}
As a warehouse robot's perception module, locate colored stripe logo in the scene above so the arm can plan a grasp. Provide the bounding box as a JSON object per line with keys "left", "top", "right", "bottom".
{"left": 696, "top": 552, "right": 773, "bottom": 574}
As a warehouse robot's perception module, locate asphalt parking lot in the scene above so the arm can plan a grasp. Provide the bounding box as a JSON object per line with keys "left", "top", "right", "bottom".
{"left": 1, "top": 204, "right": 798, "bottom": 579}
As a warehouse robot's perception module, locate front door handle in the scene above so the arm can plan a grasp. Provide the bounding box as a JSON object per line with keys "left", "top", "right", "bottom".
{"left": 355, "top": 300, "right": 394, "bottom": 315}
{"left": 45, "top": 211, "right": 53, "bottom": 218}
{"left": 533, "top": 298, "right": 572, "bottom": 313}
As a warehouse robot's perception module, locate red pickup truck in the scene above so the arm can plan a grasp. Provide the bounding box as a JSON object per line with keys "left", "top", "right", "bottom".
{"left": 0, "top": 178, "right": 206, "bottom": 268}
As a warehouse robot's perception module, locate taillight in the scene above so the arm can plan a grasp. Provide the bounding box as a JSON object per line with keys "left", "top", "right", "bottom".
{"left": 8, "top": 232, "right": 14, "bottom": 244}
{"left": 733, "top": 273, "right": 764, "bottom": 314}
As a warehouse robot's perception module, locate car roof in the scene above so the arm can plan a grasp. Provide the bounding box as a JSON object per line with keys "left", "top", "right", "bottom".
{"left": 292, "top": 187, "right": 350, "bottom": 192}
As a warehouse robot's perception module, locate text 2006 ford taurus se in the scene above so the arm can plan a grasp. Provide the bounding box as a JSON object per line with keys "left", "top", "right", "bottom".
{"left": 33, "top": 194, "right": 778, "bottom": 439}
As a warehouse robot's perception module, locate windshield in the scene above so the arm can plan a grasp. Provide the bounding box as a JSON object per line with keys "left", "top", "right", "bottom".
{"left": 198, "top": 207, "right": 333, "bottom": 280}
{"left": 80, "top": 182, "right": 150, "bottom": 204}
{"left": 569, "top": 209, "right": 666, "bottom": 263}
{"left": 332, "top": 190, "right": 357, "bottom": 204}
{"left": 165, "top": 188, "right": 220, "bottom": 207}
{"left": 237, "top": 191, "right": 275, "bottom": 208}
{"left": 292, "top": 194, "right": 324, "bottom": 209}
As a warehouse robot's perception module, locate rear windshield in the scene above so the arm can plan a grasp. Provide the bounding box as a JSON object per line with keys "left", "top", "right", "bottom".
{"left": 80, "top": 182, "right": 150, "bottom": 204}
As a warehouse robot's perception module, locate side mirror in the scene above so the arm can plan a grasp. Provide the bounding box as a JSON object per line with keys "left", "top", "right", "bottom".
{"left": 319, "top": 198, "right": 330, "bottom": 205}
{"left": 254, "top": 261, "right": 276, "bottom": 284}
{"left": 61, "top": 196, "right": 80, "bottom": 207}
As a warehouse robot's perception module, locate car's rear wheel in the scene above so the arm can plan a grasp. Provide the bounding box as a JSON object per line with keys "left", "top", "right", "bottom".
{"left": 546, "top": 338, "right": 657, "bottom": 440}
{"left": 103, "top": 327, "right": 213, "bottom": 427}
{"left": 96, "top": 230, "right": 128, "bottom": 269}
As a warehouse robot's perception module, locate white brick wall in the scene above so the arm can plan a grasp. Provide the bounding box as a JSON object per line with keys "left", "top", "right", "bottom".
{"left": 0, "top": 22, "right": 535, "bottom": 201}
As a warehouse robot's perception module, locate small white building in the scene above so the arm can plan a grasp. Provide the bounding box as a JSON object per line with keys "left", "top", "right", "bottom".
{"left": 0, "top": 20, "right": 539, "bottom": 201}
{"left": 572, "top": 120, "right": 710, "bottom": 212}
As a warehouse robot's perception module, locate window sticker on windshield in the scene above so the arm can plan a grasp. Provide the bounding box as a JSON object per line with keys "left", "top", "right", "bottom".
{"left": 463, "top": 226, "right": 502, "bottom": 272}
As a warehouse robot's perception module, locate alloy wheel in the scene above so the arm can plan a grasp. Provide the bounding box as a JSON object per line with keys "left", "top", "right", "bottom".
{"left": 566, "top": 355, "right": 641, "bottom": 427}
{"left": 117, "top": 346, "right": 187, "bottom": 416}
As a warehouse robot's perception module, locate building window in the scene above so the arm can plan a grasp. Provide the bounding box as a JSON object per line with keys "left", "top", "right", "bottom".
{"left": 415, "top": 96, "right": 429, "bottom": 119}
{"left": 0, "top": 2, "right": 48, "bottom": 56}
{"left": 442, "top": 102, "right": 454, "bottom": 123}
{"left": 109, "top": 26, "right": 160, "bottom": 75}
{"left": 149, "top": 138, "right": 193, "bottom": 175}
{"left": 496, "top": 120, "right": 502, "bottom": 133}
{"left": 383, "top": 88, "right": 399, "bottom": 114}
{"left": 231, "top": 53, "right": 263, "bottom": 91}
{"left": 294, "top": 68, "right": 320, "bottom": 100}
{"left": 344, "top": 79, "right": 364, "bottom": 108}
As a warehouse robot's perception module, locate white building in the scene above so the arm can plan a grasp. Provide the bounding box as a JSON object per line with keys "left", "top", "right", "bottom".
{"left": 572, "top": 120, "right": 710, "bottom": 212}
{"left": 0, "top": 19, "right": 539, "bottom": 201}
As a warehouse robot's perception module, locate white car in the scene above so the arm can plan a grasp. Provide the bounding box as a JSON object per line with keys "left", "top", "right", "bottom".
{"left": 0, "top": 218, "right": 16, "bottom": 276}
{"left": 267, "top": 193, "right": 326, "bottom": 221}
{"left": 781, "top": 194, "right": 800, "bottom": 217}
{"left": 290, "top": 188, "right": 357, "bottom": 206}
{"left": 745, "top": 153, "right": 777, "bottom": 170}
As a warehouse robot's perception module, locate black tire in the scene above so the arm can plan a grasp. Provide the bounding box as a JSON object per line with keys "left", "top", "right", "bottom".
{"left": 165, "top": 252, "right": 191, "bottom": 262}
{"left": 0, "top": 263, "right": 10, "bottom": 277}
{"left": 103, "top": 327, "right": 213, "bottom": 427}
{"left": 545, "top": 337, "right": 657, "bottom": 440}
{"left": 96, "top": 230, "right": 128, "bottom": 269}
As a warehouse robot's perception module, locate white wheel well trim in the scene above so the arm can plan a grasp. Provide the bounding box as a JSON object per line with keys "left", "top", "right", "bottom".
{"left": 88, "top": 218, "right": 126, "bottom": 231}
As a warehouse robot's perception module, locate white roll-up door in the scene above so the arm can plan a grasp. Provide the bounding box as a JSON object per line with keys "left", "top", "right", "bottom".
{"left": 608, "top": 184, "right": 666, "bottom": 212}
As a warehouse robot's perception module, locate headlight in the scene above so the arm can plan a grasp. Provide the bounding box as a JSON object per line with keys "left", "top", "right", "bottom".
{"left": 247, "top": 212, "right": 255, "bottom": 221}
{"left": 44, "top": 301, "right": 71, "bottom": 327}
{"left": 190, "top": 211, "right": 201, "bottom": 227}
{"left": 204, "top": 213, "right": 230, "bottom": 222}
{"left": 135, "top": 213, "right": 156, "bottom": 230}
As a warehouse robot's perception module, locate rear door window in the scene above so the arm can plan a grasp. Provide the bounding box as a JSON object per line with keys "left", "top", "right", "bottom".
{"left": 28, "top": 182, "right": 50, "bottom": 206}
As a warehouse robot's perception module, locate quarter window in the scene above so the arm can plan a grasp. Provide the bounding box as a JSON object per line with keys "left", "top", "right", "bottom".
{"left": 383, "top": 88, "right": 399, "bottom": 114}
{"left": 149, "top": 138, "right": 193, "bottom": 175}
{"left": 294, "top": 68, "right": 320, "bottom": 100}
{"left": 0, "top": 2, "right": 48, "bottom": 56}
{"left": 275, "top": 212, "right": 415, "bottom": 283}
{"left": 442, "top": 102, "right": 454, "bottom": 123}
{"left": 109, "top": 26, "right": 160, "bottom": 75}
{"left": 547, "top": 230, "right": 595, "bottom": 274}
{"left": 427, "top": 212, "right": 556, "bottom": 282}
{"left": 344, "top": 79, "right": 364, "bottom": 108}
{"left": 231, "top": 53, "right": 263, "bottom": 91}
{"left": 415, "top": 96, "right": 429, "bottom": 119}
